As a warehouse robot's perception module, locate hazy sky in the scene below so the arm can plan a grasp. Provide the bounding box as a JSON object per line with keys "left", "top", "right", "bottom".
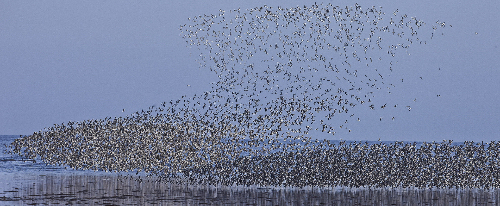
{"left": 1, "top": 0, "right": 499, "bottom": 142}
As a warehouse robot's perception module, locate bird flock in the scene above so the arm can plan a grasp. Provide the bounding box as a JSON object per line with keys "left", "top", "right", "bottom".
{"left": 9, "top": 3, "right": 497, "bottom": 190}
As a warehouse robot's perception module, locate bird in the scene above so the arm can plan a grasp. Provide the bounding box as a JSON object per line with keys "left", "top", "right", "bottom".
{"left": 5, "top": 2, "right": 458, "bottom": 190}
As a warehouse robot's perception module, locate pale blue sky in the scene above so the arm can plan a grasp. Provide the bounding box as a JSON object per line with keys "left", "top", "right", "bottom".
{"left": 1, "top": 0, "right": 499, "bottom": 142}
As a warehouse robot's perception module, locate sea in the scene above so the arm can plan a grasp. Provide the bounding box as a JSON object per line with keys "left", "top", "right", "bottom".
{"left": 1, "top": 135, "right": 499, "bottom": 206}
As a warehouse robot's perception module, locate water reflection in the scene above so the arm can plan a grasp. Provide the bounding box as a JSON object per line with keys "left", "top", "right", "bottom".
{"left": 2, "top": 173, "right": 499, "bottom": 205}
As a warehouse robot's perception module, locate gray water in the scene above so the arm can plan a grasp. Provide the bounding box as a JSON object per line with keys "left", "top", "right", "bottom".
{"left": 2, "top": 135, "right": 500, "bottom": 205}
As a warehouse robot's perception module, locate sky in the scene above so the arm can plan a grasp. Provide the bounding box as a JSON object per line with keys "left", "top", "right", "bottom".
{"left": 0, "top": 0, "right": 499, "bottom": 142}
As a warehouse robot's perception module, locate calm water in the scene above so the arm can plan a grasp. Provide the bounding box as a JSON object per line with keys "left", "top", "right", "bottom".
{"left": 1, "top": 135, "right": 499, "bottom": 205}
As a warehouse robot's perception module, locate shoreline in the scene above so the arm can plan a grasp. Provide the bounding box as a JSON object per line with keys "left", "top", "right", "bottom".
{"left": 1, "top": 173, "right": 499, "bottom": 205}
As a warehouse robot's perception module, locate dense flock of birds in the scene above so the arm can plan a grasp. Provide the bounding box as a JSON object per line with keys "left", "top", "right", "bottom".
{"left": 9, "top": 3, "right": 497, "bottom": 190}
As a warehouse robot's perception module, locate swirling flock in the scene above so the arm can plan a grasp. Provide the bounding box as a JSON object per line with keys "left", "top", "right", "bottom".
{"left": 10, "top": 3, "right": 499, "bottom": 189}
